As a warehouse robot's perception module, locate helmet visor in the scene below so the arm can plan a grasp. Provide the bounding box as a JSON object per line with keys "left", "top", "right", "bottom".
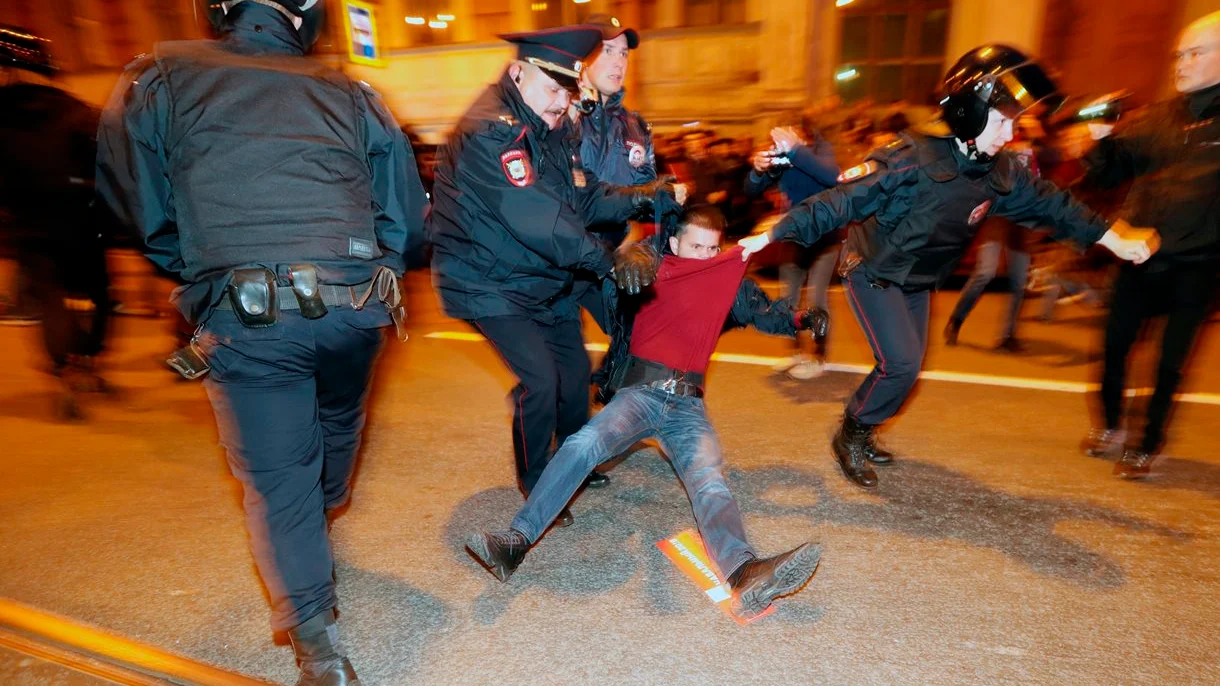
{"left": 994, "top": 62, "right": 1061, "bottom": 118}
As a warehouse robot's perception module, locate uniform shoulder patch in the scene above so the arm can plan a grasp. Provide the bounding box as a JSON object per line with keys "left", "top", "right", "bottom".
{"left": 837, "top": 160, "right": 880, "bottom": 184}
{"left": 500, "top": 149, "right": 535, "bottom": 188}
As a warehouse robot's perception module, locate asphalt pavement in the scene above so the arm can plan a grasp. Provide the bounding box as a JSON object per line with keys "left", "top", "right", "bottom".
{"left": 1, "top": 277, "right": 1217, "bottom": 685}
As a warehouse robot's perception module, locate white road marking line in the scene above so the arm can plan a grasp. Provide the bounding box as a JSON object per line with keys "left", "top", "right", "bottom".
{"left": 423, "top": 331, "right": 1220, "bottom": 405}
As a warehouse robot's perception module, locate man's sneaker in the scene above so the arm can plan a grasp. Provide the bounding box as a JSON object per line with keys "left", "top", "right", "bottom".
{"left": 466, "top": 530, "right": 530, "bottom": 582}
{"left": 1082, "top": 428, "right": 1126, "bottom": 459}
{"left": 728, "top": 543, "right": 822, "bottom": 619}
{"left": 771, "top": 354, "right": 802, "bottom": 373}
{"left": 787, "top": 358, "right": 825, "bottom": 380}
{"left": 1114, "top": 448, "right": 1157, "bottom": 479}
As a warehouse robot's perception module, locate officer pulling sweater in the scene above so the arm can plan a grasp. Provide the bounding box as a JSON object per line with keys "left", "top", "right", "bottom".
{"left": 738, "top": 44, "right": 1160, "bottom": 490}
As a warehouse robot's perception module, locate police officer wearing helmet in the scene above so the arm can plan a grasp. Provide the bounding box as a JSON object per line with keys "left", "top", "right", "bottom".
{"left": 1080, "top": 10, "right": 1220, "bottom": 479}
{"left": 96, "top": 1, "right": 427, "bottom": 683}
{"left": 429, "top": 26, "right": 675, "bottom": 518}
{"left": 739, "top": 45, "right": 1159, "bottom": 489}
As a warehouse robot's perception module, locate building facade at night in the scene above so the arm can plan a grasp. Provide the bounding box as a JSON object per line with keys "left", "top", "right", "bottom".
{"left": 4, "top": 0, "right": 1215, "bottom": 138}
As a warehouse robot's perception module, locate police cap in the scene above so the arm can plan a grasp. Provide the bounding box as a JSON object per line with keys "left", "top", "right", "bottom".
{"left": 583, "top": 13, "right": 640, "bottom": 49}
{"left": 499, "top": 26, "right": 604, "bottom": 92}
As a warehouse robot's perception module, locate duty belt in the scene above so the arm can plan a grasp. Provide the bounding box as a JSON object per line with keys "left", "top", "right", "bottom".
{"left": 216, "top": 282, "right": 368, "bottom": 310}
{"left": 621, "top": 356, "right": 705, "bottom": 398}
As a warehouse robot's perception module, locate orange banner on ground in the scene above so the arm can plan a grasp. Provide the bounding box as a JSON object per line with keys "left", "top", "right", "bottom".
{"left": 656, "top": 530, "right": 774, "bottom": 625}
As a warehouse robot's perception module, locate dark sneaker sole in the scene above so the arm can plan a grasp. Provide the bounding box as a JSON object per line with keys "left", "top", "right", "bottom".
{"left": 465, "top": 533, "right": 513, "bottom": 582}
{"left": 734, "top": 544, "right": 823, "bottom": 619}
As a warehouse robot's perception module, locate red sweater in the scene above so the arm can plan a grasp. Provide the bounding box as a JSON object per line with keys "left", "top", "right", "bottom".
{"left": 628, "top": 246, "right": 750, "bottom": 374}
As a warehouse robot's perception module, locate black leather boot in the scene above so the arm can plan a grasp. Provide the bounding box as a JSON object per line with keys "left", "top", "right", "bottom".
{"left": 727, "top": 543, "right": 822, "bottom": 619}
{"left": 466, "top": 529, "right": 531, "bottom": 582}
{"left": 862, "top": 431, "right": 895, "bottom": 465}
{"left": 832, "top": 414, "right": 879, "bottom": 488}
{"left": 287, "top": 609, "right": 360, "bottom": 686}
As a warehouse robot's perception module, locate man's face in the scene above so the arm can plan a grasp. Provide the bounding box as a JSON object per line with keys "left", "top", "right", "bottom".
{"left": 972, "top": 109, "right": 1015, "bottom": 157}
{"left": 1174, "top": 21, "right": 1220, "bottom": 94}
{"left": 585, "top": 34, "right": 629, "bottom": 98}
{"left": 668, "top": 224, "right": 723, "bottom": 260}
{"left": 513, "top": 63, "right": 573, "bottom": 130}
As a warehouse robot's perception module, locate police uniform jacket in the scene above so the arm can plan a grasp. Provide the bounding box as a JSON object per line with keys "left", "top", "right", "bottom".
{"left": 579, "top": 89, "right": 656, "bottom": 241}
{"left": 770, "top": 130, "right": 1111, "bottom": 290}
{"left": 580, "top": 89, "right": 656, "bottom": 189}
{"left": 429, "top": 71, "right": 640, "bottom": 324}
{"left": 1085, "top": 83, "right": 1220, "bottom": 269}
{"left": 95, "top": 3, "right": 426, "bottom": 324}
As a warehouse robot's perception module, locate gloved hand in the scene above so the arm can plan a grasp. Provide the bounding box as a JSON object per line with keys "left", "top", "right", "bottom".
{"left": 628, "top": 175, "right": 679, "bottom": 214}
{"left": 797, "top": 307, "right": 829, "bottom": 341}
{"left": 612, "top": 242, "right": 661, "bottom": 295}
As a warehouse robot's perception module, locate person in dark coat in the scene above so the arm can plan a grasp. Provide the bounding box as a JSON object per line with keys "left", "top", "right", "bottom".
{"left": 95, "top": 3, "right": 427, "bottom": 682}
{"left": 428, "top": 26, "right": 675, "bottom": 522}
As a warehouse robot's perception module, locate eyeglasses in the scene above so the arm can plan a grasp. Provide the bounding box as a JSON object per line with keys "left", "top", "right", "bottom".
{"left": 1174, "top": 42, "right": 1219, "bottom": 62}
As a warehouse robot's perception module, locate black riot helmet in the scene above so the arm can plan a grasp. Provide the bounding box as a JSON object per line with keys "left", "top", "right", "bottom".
{"left": 0, "top": 25, "right": 55, "bottom": 77}
{"left": 940, "top": 45, "right": 1061, "bottom": 144}
{"left": 198, "top": 0, "right": 325, "bottom": 47}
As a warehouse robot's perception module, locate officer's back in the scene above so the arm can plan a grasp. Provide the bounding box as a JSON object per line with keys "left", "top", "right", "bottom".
{"left": 98, "top": 2, "right": 420, "bottom": 323}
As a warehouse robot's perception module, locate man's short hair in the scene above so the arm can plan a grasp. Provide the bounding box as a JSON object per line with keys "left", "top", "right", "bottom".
{"left": 674, "top": 204, "right": 726, "bottom": 238}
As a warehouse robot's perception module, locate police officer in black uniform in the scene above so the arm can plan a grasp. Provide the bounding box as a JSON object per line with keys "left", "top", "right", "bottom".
{"left": 571, "top": 13, "right": 657, "bottom": 488}
{"left": 739, "top": 45, "right": 1159, "bottom": 489}
{"left": 96, "top": 2, "right": 426, "bottom": 683}
{"left": 1081, "top": 11, "right": 1220, "bottom": 479}
{"left": 0, "top": 26, "right": 111, "bottom": 420}
{"left": 429, "top": 26, "right": 673, "bottom": 519}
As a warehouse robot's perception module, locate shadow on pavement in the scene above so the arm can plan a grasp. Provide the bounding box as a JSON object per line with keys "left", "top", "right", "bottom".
{"left": 766, "top": 371, "right": 862, "bottom": 405}
{"left": 957, "top": 337, "right": 1097, "bottom": 367}
{"left": 448, "top": 453, "right": 1191, "bottom": 621}
{"left": 1132, "top": 457, "right": 1220, "bottom": 501}
{"left": 331, "top": 561, "right": 454, "bottom": 686}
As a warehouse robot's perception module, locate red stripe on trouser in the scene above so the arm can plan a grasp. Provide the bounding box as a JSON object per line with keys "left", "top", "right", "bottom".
{"left": 844, "top": 276, "right": 888, "bottom": 418}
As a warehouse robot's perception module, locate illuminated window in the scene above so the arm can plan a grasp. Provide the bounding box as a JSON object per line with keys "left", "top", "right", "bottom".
{"left": 836, "top": 0, "right": 950, "bottom": 105}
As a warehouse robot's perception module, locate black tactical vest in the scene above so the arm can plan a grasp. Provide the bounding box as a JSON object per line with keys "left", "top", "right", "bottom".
{"left": 154, "top": 40, "right": 379, "bottom": 283}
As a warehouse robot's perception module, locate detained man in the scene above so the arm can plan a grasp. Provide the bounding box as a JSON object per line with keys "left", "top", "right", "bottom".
{"left": 466, "top": 206, "right": 826, "bottom": 620}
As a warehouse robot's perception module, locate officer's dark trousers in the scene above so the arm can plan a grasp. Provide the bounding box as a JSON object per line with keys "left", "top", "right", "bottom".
{"left": 842, "top": 270, "right": 931, "bottom": 426}
{"left": 203, "top": 307, "right": 384, "bottom": 632}
{"left": 1101, "top": 261, "right": 1214, "bottom": 454}
{"left": 472, "top": 315, "right": 590, "bottom": 495}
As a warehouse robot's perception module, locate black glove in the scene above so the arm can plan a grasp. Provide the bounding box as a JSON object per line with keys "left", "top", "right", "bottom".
{"left": 797, "top": 307, "right": 829, "bottom": 341}
{"left": 627, "top": 175, "right": 679, "bottom": 214}
{"left": 612, "top": 242, "right": 661, "bottom": 295}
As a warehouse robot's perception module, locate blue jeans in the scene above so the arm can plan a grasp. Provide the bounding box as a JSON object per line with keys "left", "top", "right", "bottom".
{"left": 950, "top": 239, "right": 1030, "bottom": 340}
{"left": 510, "top": 386, "right": 756, "bottom": 578}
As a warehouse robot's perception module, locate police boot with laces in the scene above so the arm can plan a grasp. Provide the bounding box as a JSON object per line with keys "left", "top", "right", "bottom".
{"left": 832, "top": 414, "right": 879, "bottom": 488}
{"left": 1114, "top": 447, "right": 1157, "bottom": 479}
{"left": 287, "top": 609, "right": 361, "bottom": 686}
{"left": 727, "top": 543, "right": 822, "bottom": 620}
{"left": 1082, "top": 428, "right": 1127, "bottom": 459}
{"left": 862, "top": 432, "right": 895, "bottom": 465}
{"left": 466, "top": 529, "right": 530, "bottom": 582}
